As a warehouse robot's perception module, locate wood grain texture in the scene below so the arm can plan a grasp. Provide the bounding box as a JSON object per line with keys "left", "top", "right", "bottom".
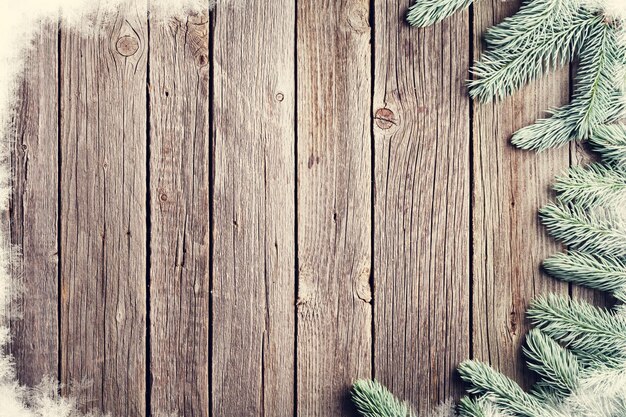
{"left": 7, "top": 3, "right": 601, "bottom": 415}
{"left": 372, "top": 1, "right": 470, "bottom": 412}
{"left": 296, "top": 0, "right": 372, "bottom": 415}
{"left": 148, "top": 11, "right": 210, "bottom": 417}
{"left": 472, "top": 0, "right": 570, "bottom": 386}
{"left": 212, "top": 1, "right": 296, "bottom": 415}
{"left": 9, "top": 21, "right": 59, "bottom": 387}
{"left": 59, "top": 2, "right": 147, "bottom": 414}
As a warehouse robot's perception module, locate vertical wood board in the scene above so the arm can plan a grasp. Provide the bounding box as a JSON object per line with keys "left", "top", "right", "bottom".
{"left": 149, "top": 10, "right": 211, "bottom": 417}
{"left": 9, "top": 21, "right": 59, "bottom": 388}
{"left": 296, "top": 0, "right": 373, "bottom": 415}
{"left": 59, "top": 2, "right": 148, "bottom": 414}
{"left": 373, "top": 1, "right": 471, "bottom": 412}
{"left": 212, "top": 1, "right": 296, "bottom": 415}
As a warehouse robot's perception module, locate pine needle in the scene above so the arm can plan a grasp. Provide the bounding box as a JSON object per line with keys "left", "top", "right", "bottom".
{"left": 482, "top": 0, "right": 581, "bottom": 49}
{"left": 540, "top": 203, "right": 626, "bottom": 258}
{"left": 457, "top": 397, "right": 486, "bottom": 417}
{"left": 469, "top": 2, "right": 595, "bottom": 103}
{"left": 457, "top": 361, "right": 545, "bottom": 417}
{"left": 352, "top": 380, "right": 414, "bottom": 417}
{"left": 589, "top": 124, "right": 626, "bottom": 167}
{"left": 523, "top": 329, "right": 581, "bottom": 397}
{"left": 543, "top": 251, "right": 626, "bottom": 301}
{"left": 407, "top": 0, "right": 473, "bottom": 27}
{"left": 554, "top": 163, "right": 626, "bottom": 208}
{"left": 512, "top": 21, "right": 626, "bottom": 150}
{"left": 528, "top": 294, "right": 626, "bottom": 366}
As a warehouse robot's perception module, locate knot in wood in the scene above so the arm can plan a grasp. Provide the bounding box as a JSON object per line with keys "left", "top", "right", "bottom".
{"left": 116, "top": 36, "right": 139, "bottom": 57}
{"left": 196, "top": 53, "right": 208, "bottom": 68}
{"left": 186, "top": 14, "right": 209, "bottom": 68}
{"left": 345, "top": 3, "right": 370, "bottom": 33}
{"left": 375, "top": 108, "right": 396, "bottom": 129}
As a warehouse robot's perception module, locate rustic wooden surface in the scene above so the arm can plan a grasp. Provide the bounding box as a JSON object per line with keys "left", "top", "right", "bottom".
{"left": 9, "top": 20, "right": 59, "bottom": 388}
{"left": 297, "top": 1, "right": 372, "bottom": 415}
{"left": 59, "top": 1, "right": 147, "bottom": 414}
{"left": 212, "top": 0, "right": 296, "bottom": 416}
{"left": 149, "top": 10, "right": 211, "bottom": 417}
{"left": 373, "top": 0, "right": 470, "bottom": 411}
{"left": 8, "top": 0, "right": 590, "bottom": 415}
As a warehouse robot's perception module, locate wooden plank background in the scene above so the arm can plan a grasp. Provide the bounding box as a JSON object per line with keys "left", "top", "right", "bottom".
{"left": 7, "top": 0, "right": 587, "bottom": 415}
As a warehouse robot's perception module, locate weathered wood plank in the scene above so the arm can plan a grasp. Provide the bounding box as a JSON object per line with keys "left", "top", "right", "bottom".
{"left": 9, "top": 21, "right": 59, "bottom": 387}
{"left": 148, "top": 11, "right": 210, "bottom": 417}
{"left": 212, "top": 1, "right": 295, "bottom": 415}
{"left": 59, "top": 3, "right": 147, "bottom": 414}
{"left": 472, "top": 0, "right": 570, "bottom": 385}
{"left": 373, "top": 2, "right": 470, "bottom": 412}
{"left": 296, "top": 0, "right": 372, "bottom": 415}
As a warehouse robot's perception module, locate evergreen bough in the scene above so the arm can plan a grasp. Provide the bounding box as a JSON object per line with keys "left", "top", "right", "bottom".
{"left": 553, "top": 163, "right": 626, "bottom": 208}
{"left": 352, "top": 380, "right": 415, "bottom": 417}
{"left": 590, "top": 125, "right": 626, "bottom": 167}
{"left": 352, "top": 0, "right": 626, "bottom": 416}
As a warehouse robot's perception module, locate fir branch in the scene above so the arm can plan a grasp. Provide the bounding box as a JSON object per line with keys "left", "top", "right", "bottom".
{"left": 543, "top": 251, "right": 626, "bottom": 301}
{"left": 482, "top": 0, "right": 581, "bottom": 50}
{"left": 528, "top": 294, "right": 626, "bottom": 366}
{"left": 523, "top": 329, "right": 581, "bottom": 397}
{"left": 457, "top": 397, "right": 485, "bottom": 417}
{"left": 540, "top": 203, "right": 626, "bottom": 258}
{"left": 458, "top": 397, "right": 515, "bottom": 417}
{"left": 512, "top": 21, "right": 626, "bottom": 150}
{"left": 571, "top": 24, "right": 625, "bottom": 138}
{"left": 352, "top": 380, "right": 414, "bottom": 417}
{"left": 469, "top": 4, "right": 596, "bottom": 103}
{"left": 529, "top": 382, "right": 563, "bottom": 405}
{"left": 554, "top": 163, "right": 626, "bottom": 208}
{"left": 457, "top": 361, "right": 545, "bottom": 417}
{"left": 407, "top": 0, "right": 473, "bottom": 28}
{"left": 589, "top": 124, "right": 626, "bottom": 167}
